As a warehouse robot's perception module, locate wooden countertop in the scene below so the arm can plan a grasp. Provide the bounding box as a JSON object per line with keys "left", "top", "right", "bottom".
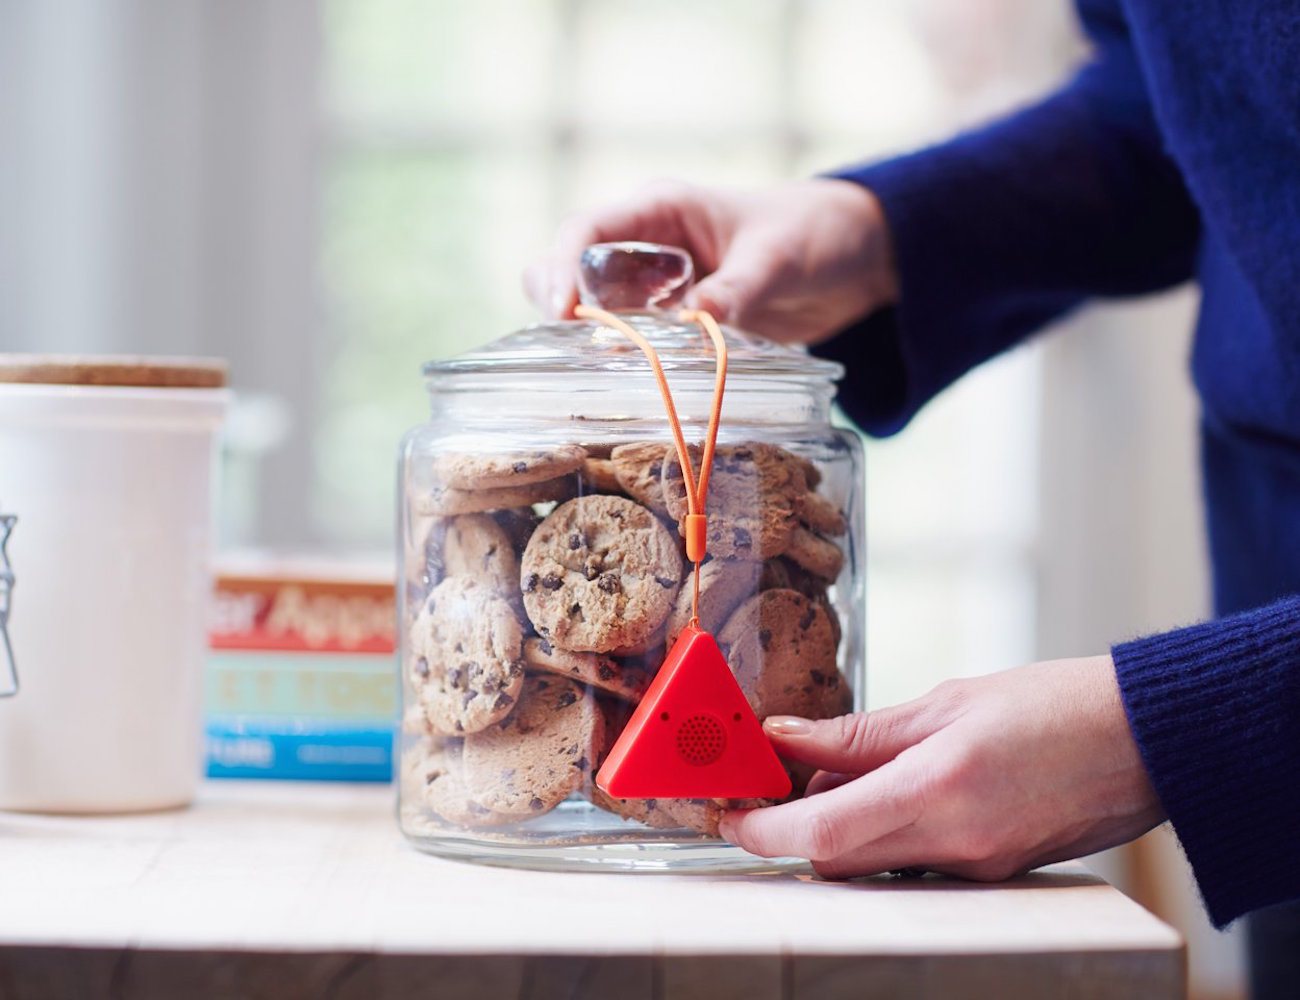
{"left": 0, "top": 781, "right": 1184, "bottom": 999}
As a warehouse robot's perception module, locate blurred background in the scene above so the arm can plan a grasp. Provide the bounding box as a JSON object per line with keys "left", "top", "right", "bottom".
{"left": 0, "top": 0, "right": 1235, "bottom": 995}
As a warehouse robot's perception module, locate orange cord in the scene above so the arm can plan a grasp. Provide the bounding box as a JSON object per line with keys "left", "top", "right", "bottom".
{"left": 574, "top": 303, "right": 728, "bottom": 629}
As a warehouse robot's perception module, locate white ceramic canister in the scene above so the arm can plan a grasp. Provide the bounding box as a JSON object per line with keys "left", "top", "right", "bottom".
{"left": 0, "top": 356, "right": 227, "bottom": 813}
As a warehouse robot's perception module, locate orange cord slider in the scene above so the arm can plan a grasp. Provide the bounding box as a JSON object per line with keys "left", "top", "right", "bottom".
{"left": 683, "top": 513, "right": 708, "bottom": 564}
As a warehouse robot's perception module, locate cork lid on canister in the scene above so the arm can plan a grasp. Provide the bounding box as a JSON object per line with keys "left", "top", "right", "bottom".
{"left": 0, "top": 355, "right": 228, "bottom": 389}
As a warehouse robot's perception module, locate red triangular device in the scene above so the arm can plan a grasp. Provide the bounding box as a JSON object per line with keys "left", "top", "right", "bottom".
{"left": 596, "top": 626, "right": 792, "bottom": 799}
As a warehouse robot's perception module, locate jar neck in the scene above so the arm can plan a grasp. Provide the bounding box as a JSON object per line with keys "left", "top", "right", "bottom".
{"left": 425, "top": 371, "right": 835, "bottom": 437}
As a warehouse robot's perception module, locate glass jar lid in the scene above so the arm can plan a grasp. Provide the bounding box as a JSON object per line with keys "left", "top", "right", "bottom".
{"left": 425, "top": 243, "right": 844, "bottom": 382}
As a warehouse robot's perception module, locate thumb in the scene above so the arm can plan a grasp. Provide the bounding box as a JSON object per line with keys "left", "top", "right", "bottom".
{"left": 687, "top": 231, "right": 782, "bottom": 326}
{"left": 762, "top": 708, "right": 925, "bottom": 776}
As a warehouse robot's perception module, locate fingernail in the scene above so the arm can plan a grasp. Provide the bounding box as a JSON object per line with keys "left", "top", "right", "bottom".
{"left": 763, "top": 716, "right": 813, "bottom": 737}
{"left": 717, "top": 815, "right": 737, "bottom": 842}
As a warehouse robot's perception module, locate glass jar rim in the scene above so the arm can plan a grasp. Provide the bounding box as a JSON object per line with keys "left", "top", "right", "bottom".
{"left": 422, "top": 313, "right": 845, "bottom": 383}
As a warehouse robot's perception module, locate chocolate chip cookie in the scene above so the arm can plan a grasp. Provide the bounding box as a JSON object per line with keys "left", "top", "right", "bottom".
{"left": 410, "top": 577, "right": 525, "bottom": 735}
{"left": 491, "top": 507, "right": 542, "bottom": 553}
{"left": 418, "top": 477, "right": 577, "bottom": 517}
{"left": 796, "top": 491, "right": 848, "bottom": 537}
{"left": 400, "top": 739, "right": 444, "bottom": 803}
{"left": 522, "top": 637, "right": 649, "bottom": 703}
{"left": 664, "top": 797, "right": 774, "bottom": 837}
{"left": 607, "top": 625, "right": 666, "bottom": 659}
{"left": 585, "top": 699, "right": 679, "bottom": 828}
{"left": 406, "top": 513, "right": 447, "bottom": 604}
{"left": 587, "top": 786, "right": 682, "bottom": 829}
{"left": 788, "top": 450, "right": 822, "bottom": 490}
{"left": 441, "top": 513, "right": 520, "bottom": 598}
{"left": 404, "top": 742, "right": 517, "bottom": 828}
{"left": 609, "top": 442, "right": 674, "bottom": 514}
{"left": 520, "top": 495, "right": 682, "bottom": 653}
{"left": 462, "top": 675, "right": 604, "bottom": 816}
{"left": 718, "top": 588, "right": 840, "bottom": 719}
{"left": 401, "top": 703, "right": 436, "bottom": 739}
{"left": 821, "top": 595, "right": 844, "bottom": 654}
{"left": 578, "top": 457, "right": 625, "bottom": 496}
{"left": 662, "top": 443, "right": 805, "bottom": 559}
{"left": 434, "top": 445, "right": 587, "bottom": 490}
{"left": 665, "top": 557, "right": 763, "bottom": 647}
{"left": 760, "top": 556, "right": 817, "bottom": 597}
{"left": 759, "top": 556, "right": 843, "bottom": 650}
{"left": 785, "top": 525, "right": 845, "bottom": 581}
{"left": 758, "top": 556, "right": 796, "bottom": 592}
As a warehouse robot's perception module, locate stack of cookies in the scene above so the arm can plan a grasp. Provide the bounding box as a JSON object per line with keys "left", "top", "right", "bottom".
{"left": 402, "top": 438, "right": 851, "bottom": 837}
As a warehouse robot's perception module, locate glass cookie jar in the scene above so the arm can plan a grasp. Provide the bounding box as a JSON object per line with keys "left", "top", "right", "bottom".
{"left": 398, "top": 243, "right": 864, "bottom": 872}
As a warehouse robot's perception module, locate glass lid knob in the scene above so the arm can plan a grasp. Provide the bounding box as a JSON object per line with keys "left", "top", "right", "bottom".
{"left": 578, "top": 242, "right": 694, "bottom": 312}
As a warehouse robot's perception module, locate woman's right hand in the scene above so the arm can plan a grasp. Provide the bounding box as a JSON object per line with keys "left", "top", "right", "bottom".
{"left": 523, "top": 178, "right": 899, "bottom": 347}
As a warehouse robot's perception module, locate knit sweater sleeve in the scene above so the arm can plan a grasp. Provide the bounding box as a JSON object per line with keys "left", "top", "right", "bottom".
{"left": 814, "top": 0, "right": 1200, "bottom": 435}
{"left": 1112, "top": 596, "right": 1300, "bottom": 928}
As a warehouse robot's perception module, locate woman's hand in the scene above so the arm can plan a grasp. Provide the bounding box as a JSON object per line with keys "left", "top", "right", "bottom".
{"left": 721, "top": 656, "right": 1164, "bottom": 880}
{"left": 524, "top": 178, "right": 898, "bottom": 346}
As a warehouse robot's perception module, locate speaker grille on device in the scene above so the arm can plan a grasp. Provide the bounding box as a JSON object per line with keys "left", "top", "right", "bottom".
{"left": 675, "top": 713, "right": 726, "bottom": 767}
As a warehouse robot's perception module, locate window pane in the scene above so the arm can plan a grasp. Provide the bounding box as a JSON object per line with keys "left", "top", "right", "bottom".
{"left": 794, "top": 0, "right": 1083, "bottom": 161}
{"left": 567, "top": 141, "right": 783, "bottom": 207}
{"left": 574, "top": 0, "right": 784, "bottom": 132}
{"left": 324, "top": 0, "right": 557, "bottom": 129}
{"left": 867, "top": 557, "right": 1037, "bottom": 708}
{"left": 857, "top": 347, "right": 1042, "bottom": 707}
{"left": 865, "top": 346, "right": 1041, "bottom": 551}
{"left": 317, "top": 150, "right": 549, "bottom": 545}
{"left": 795, "top": 0, "right": 948, "bottom": 149}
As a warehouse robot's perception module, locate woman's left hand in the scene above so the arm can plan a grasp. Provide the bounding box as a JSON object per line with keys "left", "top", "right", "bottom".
{"left": 720, "top": 656, "right": 1165, "bottom": 880}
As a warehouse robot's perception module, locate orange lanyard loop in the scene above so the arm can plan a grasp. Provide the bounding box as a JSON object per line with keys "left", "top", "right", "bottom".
{"left": 574, "top": 304, "right": 728, "bottom": 628}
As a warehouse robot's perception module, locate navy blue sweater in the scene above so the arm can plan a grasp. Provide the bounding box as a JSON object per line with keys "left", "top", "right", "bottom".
{"left": 817, "top": 0, "right": 1300, "bottom": 927}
